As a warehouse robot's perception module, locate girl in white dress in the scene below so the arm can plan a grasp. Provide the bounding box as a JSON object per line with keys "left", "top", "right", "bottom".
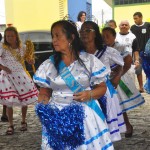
{"left": 80, "top": 21, "right": 126, "bottom": 142}
{"left": 34, "top": 20, "right": 114, "bottom": 150}
{"left": 102, "top": 26, "right": 145, "bottom": 138}
{"left": 0, "top": 27, "right": 38, "bottom": 135}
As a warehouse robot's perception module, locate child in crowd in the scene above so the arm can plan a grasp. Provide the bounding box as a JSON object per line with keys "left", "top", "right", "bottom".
{"left": 0, "top": 26, "right": 38, "bottom": 135}
{"left": 102, "top": 26, "right": 145, "bottom": 138}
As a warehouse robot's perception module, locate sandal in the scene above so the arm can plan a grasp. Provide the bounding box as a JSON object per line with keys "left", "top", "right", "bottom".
{"left": 20, "top": 122, "right": 27, "bottom": 131}
{"left": 6, "top": 125, "right": 14, "bottom": 135}
{"left": 1, "top": 115, "right": 8, "bottom": 122}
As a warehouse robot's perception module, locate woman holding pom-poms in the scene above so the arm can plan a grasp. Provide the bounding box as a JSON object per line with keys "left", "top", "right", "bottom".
{"left": 33, "top": 20, "right": 114, "bottom": 150}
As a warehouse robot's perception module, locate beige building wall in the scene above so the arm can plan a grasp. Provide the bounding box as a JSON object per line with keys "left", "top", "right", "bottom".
{"left": 114, "top": 4, "right": 150, "bottom": 31}
{"left": 5, "top": 0, "right": 68, "bottom": 31}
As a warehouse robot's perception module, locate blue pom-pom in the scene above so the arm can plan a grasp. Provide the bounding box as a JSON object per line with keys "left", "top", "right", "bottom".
{"left": 35, "top": 102, "right": 85, "bottom": 150}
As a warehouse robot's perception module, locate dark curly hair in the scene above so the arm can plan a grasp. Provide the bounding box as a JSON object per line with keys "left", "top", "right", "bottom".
{"left": 51, "top": 20, "right": 87, "bottom": 72}
{"left": 77, "top": 11, "right": 86, "bottom": 21}
{"left": 81, "top": 21, "right": 104, "bottom": 51}
{"left": 133, "top": 12, "right": 143, "bottom": 17}
{"left": 102, "top": 27, "right": 116, "bottom": 38}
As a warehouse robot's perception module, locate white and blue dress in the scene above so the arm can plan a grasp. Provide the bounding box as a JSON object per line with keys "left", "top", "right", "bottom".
{"left": 33, "top": 52, "right": 114, "bottom": 150}
{"left": 94, "top": 46, "right": 126, "bottom": 142}
{"left": 113, "top": 42, "right": 145, "bottom": 112}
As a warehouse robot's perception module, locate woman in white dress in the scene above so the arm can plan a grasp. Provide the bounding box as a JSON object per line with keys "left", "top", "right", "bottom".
{"left": 0, "top": 27, "right": 38, "bottom": 135}
{"left": 80, "top": 21, "right": 126, "bottom": 142}
{"left": 76, "top": 11, "right": 86, "bottom": 32}
{"left": 33, "top": 20, "right": 114, "bottom": 150}
{"left": 102, "top": 26, "right": 145, "bottom": 138}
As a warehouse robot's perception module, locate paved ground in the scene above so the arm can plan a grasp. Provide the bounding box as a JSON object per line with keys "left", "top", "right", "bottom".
{"left": 114, "top": 92, "right": 150, "bottom": 150}
{"left": 114, "top": 75, "right": 150, "bottom": 150}
{"left": 0, "top": 104, "right": 41, "bottom": 150}
{"left": 0, "top": 78, "right": 150, "bottom": 150}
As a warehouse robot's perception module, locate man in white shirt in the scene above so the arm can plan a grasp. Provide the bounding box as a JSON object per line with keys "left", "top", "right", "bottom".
{"left": 116, "top": 20, "right": 141, "bottom": 88}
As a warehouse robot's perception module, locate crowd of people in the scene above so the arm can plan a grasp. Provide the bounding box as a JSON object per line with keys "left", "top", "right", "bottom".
{"left": 0, "top": 11, "right": 150, "bottom": 150}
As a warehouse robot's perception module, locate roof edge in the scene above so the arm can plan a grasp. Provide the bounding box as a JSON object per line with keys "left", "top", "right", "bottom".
{"left": 104, "top": 0, "right": 112, "bottom": 7}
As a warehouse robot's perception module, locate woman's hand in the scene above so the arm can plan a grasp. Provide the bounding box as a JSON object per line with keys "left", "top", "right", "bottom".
{"left": 27, "top": 59, "right": 35, "bottom": 65}
{"left": 134, "top": 60, "right": 140, "bottom": 69}
{"left": 73, "top": 82, "right": 107, "bottom": 102}
{"left": 38, "top": 94, "right": 50, "bottom": 104}
{"left": 73, "top": 90, "right": 91, "bottom": 102}
{"left": 0, "top": 65, "right": 11, "bottom": 74}
{"left": 38, "top": 88, "right": 52, "bottom": 104}
{"left": 110, "top": 75, "right": 121, "bottom": 89}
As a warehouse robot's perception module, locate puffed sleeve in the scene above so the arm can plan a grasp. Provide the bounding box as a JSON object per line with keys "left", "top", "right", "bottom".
{"left": 88, "top": 54, "right": 110, "bottom": 87}
{"left": 33, "top": 58, "right": 56, "bottom": 88}
{"left": 114, "top": 42, "right": 130, "bottom": 58}
{"left": 107, "top": 46, "right": 124, "bottom": 66}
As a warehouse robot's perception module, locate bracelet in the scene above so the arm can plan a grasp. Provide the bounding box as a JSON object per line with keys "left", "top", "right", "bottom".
{"left": 89, "top": 90, "right": 93, "bottom": 100}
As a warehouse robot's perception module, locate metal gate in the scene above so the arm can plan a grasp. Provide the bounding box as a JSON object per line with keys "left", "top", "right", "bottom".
{"left": 86, "top": 2, "right": 91, "bottom": 21}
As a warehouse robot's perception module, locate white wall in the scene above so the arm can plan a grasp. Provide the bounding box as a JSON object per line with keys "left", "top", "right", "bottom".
{"left": 0, "top": 0, "right": 6, "bottom": 24}
{"left": 92, "top": 0, "right": 112, "bottom": 26}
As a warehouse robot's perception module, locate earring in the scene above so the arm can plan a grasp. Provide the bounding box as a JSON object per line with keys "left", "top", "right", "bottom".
{"left": 69, "top": 43, "right": 72, "bottom": 50}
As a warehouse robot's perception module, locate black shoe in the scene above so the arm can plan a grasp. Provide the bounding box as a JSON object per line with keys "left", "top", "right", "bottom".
{"left": 1, "top": 116, "right": 8, "bottom": 122}
{"left": 125, "top": 125, "right": 133, "bottom": 138}
{"left": 139, "top": 90, "right": 144, "bottom": 93}
{"left": 139, "top": 88, "right": 144, "bottom": 93}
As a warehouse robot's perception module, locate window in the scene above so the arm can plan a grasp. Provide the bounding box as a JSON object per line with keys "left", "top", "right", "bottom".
{"left": 124, "top": 0, "right": 129, "bottom": 4}
{"left": 19, "top": 31, "right": 54, "bottom": 77}
{"left": 86, "top": 2, "right": 92, "bottom": 21}
{"left": 114, "top": 0, "right": 150, "bottom": 5}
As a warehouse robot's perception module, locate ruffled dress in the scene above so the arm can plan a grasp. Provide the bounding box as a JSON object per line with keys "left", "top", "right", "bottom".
{"left": 33, "top": 52, "right": 114, "bottom": 150}
{"left": 113, "top": 42, "right": 145, "bottom": 112}
{"left": 0, "top": 44, "right": 38, "bottom": 107}
{"left": 94, "top": 46, "right": 126, "bottom": 142}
